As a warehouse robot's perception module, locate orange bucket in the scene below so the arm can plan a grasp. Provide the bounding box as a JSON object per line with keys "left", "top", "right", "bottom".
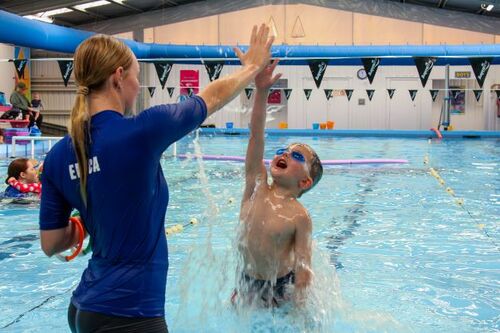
{"left": 326, "top": 121, "right": 335, "bottom": 129}
{"left": 320, "top": 122, "right": 327, "bottom": 129}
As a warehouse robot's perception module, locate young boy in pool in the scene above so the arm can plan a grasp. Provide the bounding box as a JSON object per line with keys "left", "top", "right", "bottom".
{"left": 4, "top": 158, "right": 41, "bottom": 198}
{"left": 233, "top": 60, "right": 323, "bottom": 307}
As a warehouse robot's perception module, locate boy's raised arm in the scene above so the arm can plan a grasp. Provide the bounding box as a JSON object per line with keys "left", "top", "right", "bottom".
{"left": 243, "top": 60, "right": 281, "bottom": 201}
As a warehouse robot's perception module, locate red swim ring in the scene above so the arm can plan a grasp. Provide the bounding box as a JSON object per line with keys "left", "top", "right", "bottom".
{"left": 56, "top": 217, "right": 84, "bottom": 262}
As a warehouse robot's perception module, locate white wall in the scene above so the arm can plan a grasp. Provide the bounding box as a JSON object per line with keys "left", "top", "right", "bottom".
{"left": 144, "top": 63, "right": 500, "bottom": 130}
{"left": 28, "top": 3, "right": 500, "bottom": 131}
{"left": 0, "top": 43, "right": 15, "bottom": 103}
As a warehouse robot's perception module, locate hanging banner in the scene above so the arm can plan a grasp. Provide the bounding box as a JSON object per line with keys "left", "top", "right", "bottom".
{"left": 304, "top": 89, "right": 312, "bottom": 100}
{"left": 283, "top": 88, "right": 292, "bottom": 100}
{"left": 451, "top": 89, "right": 463, "bottom": 100}
{"left": 469, "top": 57, "right": 492, "bottom": 88}
{"left": 361, "top": 58, "right": 380, "bottom": 84}
{"left": 204, "top": 61, "right": 224, "bottom": 82}
{"left": 154, "top": 61, "right": 173, "bottom": 89}
{"left": 366, "top": 89, "right": 375, "bottom": 101}
{"left": 147, "top": 87, "right": 156, "bottom": 97}
{"left": 413, "top": 57, "right": 437, "bottom": 88}
{"left": 324, "top": 89, "right": 333, "bottom": 100}
{"left": 496, "top": 90, "right": 500, "bottom": 99}
{"left": 167, "top": 87, "right": 175, "bottom": 98}
{"left": 268, "top": 89, "right": 281, "bottom": 104}
{"left": 244, "top": 88, "right": 254, "bottom": 99}
{"left": 57, "top": 60, "right": 74, "bottom": 87}
{"left": 180, "top": 69, "right": 199, "bottom": 95}
{"left": 473, "top": 90, "right": 482, "bottom": 102}
{"left": 429, "top": 89, "right": 439, "bottom": 102}
{"left": 13, "top": 59, "right": 28, "bottom": 79}
{"left": 387, "top": 89, "right": 395, "bottom": 99}
{"left": 450, "top": 88, "right": 465, "bottom": 114}
{"left": 345, "top": 89, "right": 354, "bottom": 101}
{"left": 308, "top": 59, "right": 328, "bottom": 88}
{"left": 409, "top": 89, "right": 418, "bottom": 101}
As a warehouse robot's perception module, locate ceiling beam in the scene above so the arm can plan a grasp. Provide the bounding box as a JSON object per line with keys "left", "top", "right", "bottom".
{"left": 7, "top": 0, "right": 102, "bottom": 16}
{"left": 111, "top": 1, "right": 143, "bottom": 13}
{"left": 71, "top": 7, "right": 109, "bottom": 21}
{"left": 437, "top": 0, "right": 448, "bottom": 9}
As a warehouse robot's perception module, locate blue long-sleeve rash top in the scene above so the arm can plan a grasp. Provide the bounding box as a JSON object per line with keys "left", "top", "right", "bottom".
{"left": 39, "top": 96, "right": 207, "bottom": 317}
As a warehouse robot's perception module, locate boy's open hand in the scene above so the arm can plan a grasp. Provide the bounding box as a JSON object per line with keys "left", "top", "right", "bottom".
{"left": 255, "top": 59, "right": 282, "bottom": 90}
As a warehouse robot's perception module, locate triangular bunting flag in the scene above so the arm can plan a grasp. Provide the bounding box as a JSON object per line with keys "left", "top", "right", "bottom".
{"left": 148, "top": 87, "right": 156, "bottom": 97}
{"left": 187, "top": 88, "right": 194, "bottom": 97}
{"left": 495, "top": 90, "right": 500, "bottom": 99}
{"left": 304, "top": 89, "right": 312, "bottom": 100}
{"left": 387, "top": 89, "right": 395, "bottom": 99}
{"left": 154, "top": 61, "right": 173, "bottom": 89}
{"left": 345, "top": 89, "right": 353, "bottom": 101}
{"left": 324, "top": 89, "right": 333, "bottom": 100}
{"left": 361, "top": 58, "right": 381, "bottom": 84}
{"left": 473, "top": 90, "right": 483, "bottom": 102}
{"left": 204, "top": 61, "right": 224, "bottom": 82}
{"left": 308, "top": 60, "right": 328, "bottom": 89}
{"left": 366, "top": 89, "right": 375, "bottom": 101}
{"left": 268, "top": 16, "right": 278, "bottom": 38}
{"left": 283, "top": 89, "right": 292, "bottom": 100}
{"left": 13, "top": 59, "right": 28, "bottom": 79}
{"left": 451, "top": 89, "right": 462, "bottom": 100}
{"left": 469, "top": 57, "right": 492, "bottom": 88}
{"left": 414, "top": 57, "right": 437, "bottom": 87}
{"left": 167, "top": 87, "right": 175, "bottom": 98}
{"left": 430, "top": 90, "right": 439, "bottom": 102}
{"left": 409, "top": 89, "right": 418, "bottom": 101}
{"left": 291, "top": 16, "right": 305, "bottom": 38}
{"left": 57, "top": 60, "right": 74, "bottom": 87}
{"left": 245, "top": 88, "right": 254, "bottom": 99}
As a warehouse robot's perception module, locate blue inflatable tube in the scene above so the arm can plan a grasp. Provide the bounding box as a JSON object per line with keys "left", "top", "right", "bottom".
{"left": 1, "top": 10, "right": 500, "bottom": 65}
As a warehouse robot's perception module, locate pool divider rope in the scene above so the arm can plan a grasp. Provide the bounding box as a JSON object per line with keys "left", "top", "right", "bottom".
{"left": 165, "top": 217, "right": 199, "bottom": 236}
{"left": 424, "top": 154, "right": 499, "bottom": 251}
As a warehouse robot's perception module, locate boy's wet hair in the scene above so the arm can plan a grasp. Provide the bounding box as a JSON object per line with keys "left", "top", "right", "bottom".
{"left": 6, "top": 158, "right": 29, "bottom": 184}
{"left": 289, "top": 143, "right": 323, "bottom": 197}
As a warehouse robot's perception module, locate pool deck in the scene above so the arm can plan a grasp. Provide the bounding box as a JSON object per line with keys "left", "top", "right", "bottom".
{"left": 200, "top": 128, "right": 500, "bottom": 138}
{"left": 0, "top": 129, "right": 498, "bottom": 159}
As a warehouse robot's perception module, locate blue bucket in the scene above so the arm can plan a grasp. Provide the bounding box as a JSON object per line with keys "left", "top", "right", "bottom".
{"left": 226, "top": 122, "right": 234, "bottom": 129}
{"left": 312, "top": 123, "right": 320, "bottom": 130}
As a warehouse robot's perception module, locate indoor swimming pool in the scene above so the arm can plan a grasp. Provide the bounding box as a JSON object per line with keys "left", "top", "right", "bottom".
{"left": 0, "top": 133, "right": 498, "bottom": 332}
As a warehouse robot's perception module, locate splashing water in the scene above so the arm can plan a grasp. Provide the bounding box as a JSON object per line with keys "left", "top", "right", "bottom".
{"left": 170, "top": 131, "right": 404, "bottom": 332}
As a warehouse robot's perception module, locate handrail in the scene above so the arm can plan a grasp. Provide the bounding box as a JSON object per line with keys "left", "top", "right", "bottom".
{"left": 11, "top": 136, "right": 63, "bottom": 158}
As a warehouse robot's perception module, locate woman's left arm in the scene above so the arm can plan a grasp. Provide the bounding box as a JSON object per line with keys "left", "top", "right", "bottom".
{"left": 39, "top": 173, "right": 75, "bottom": 257}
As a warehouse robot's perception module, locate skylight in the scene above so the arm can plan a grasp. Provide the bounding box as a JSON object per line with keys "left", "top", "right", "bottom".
{"left": 23, "top": 8, "right": 73, "bottom": 23}
{"left": 74, "top": 0, "right": 111, "bottom": 11}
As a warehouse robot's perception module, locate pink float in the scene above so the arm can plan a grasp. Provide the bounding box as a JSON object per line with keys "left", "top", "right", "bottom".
{"left": 177, "top": 154, "right": 408, "bottom": 165}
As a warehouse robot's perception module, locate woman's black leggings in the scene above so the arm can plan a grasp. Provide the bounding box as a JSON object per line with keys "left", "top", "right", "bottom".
{"left": 68, "top": 302, "right": 168, "bottom": 333}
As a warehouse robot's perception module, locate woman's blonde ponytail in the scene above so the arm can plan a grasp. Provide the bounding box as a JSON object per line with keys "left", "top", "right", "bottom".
{"left": 69, "top": 35, "right": 133, "bottom": 204}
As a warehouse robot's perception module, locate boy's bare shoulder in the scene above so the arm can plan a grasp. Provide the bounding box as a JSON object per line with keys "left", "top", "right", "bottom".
{"left": 291, "top": 200, "right": 312, "bottom": 224}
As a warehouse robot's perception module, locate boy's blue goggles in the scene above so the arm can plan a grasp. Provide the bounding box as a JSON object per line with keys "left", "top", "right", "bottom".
{"left": 275, "top": 148, "right": 306, "bottom": 163}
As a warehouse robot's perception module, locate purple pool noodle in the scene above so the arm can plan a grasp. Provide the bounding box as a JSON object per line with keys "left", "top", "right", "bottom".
{"left": 177, "top": 154, "right": 408, "bottom": 165}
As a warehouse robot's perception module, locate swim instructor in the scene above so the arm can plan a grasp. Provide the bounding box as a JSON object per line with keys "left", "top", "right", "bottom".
{"left": 39, "top": 25, "right": 273, "bottom": 333}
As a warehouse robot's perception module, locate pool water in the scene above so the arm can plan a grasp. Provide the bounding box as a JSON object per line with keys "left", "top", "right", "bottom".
{"left": 0, "top": 134, "right": 498, "bottom": 332}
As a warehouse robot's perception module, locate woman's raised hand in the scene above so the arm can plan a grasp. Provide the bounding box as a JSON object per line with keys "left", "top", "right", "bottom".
{"left": 234, "top": 24, "right": 274, "bottom": 73}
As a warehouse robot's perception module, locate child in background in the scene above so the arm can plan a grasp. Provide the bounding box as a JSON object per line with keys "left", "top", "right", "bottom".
{"left": 4, "top": 158, "right": 41, "bottom": 198}
{"left": 29, "top": 92, "right": 44, "bottom": 128}
{"left": 234, "top": 60, "right": 323, "bottom": 307}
